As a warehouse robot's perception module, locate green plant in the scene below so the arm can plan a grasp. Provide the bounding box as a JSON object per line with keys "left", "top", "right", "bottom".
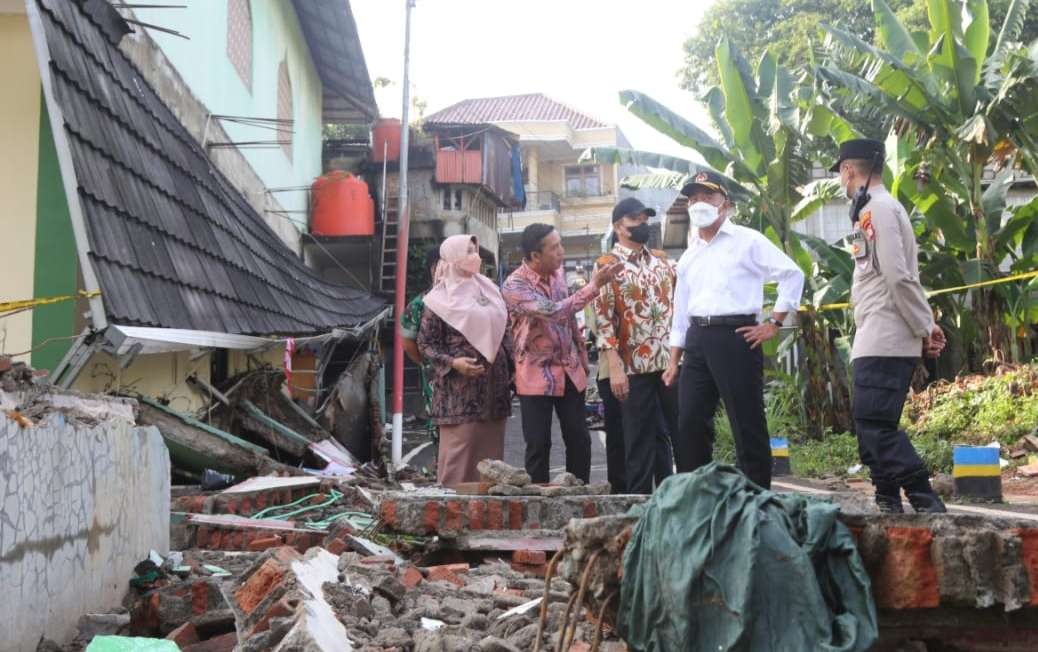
{"left": 817, "top": 0, "right": 1038, "bottom": 364}
{"left": 790, "top": 430, "right": 862, "bottom": 477}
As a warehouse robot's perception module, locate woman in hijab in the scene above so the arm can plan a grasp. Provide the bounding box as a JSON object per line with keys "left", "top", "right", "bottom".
{"left": 417, "top": 234, "right": 512, "bottom": 485}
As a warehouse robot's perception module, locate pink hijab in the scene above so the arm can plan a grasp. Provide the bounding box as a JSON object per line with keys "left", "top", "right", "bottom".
{"left": 423, "top": 235, "right": 508, "bottom": 363}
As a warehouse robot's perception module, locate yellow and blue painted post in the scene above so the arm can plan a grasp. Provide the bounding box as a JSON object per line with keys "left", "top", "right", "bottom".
{"left": 952, "top": 446, "right": 1002, "bottom": 502}
{"left": 771, "top": 438, "right": 791, "bottom": 476}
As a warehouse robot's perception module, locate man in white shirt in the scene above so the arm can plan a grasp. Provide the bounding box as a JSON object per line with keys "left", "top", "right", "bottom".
{"left": 661, "top": 171, "right": 805, "bottom": 489}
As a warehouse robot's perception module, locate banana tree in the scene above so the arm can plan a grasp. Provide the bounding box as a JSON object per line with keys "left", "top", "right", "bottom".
{"left": 583, "top": 38, "right": 863, "bottom": 437}
{"left": 816, "top": 0, "right": 1038, "bottom": 363}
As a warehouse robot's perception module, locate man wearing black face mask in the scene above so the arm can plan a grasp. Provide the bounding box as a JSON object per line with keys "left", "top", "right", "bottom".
{"left": 591, "top": 198, "right": 677, "bottom": 494}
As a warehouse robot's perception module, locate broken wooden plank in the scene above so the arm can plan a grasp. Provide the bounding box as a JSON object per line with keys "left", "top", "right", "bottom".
{"left": 187, "top": 373, "right": 231, "bottom": 406}
{"left": 238, "top": 399, "right": 313, "bottom": 457}
{"left": 222, "top": 475, "right": 321, "bottom": 494}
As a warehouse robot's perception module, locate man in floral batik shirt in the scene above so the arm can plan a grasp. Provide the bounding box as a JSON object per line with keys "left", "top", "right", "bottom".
{"left": 502, "top": 224, "right": 622, "bottom": 484}
{"left": 593, "top": 198, "right": 677, "bottom": 494}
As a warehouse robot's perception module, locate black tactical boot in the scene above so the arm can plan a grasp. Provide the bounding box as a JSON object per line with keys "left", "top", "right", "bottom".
{"left": 874, "top": 493, "right": 904, "bottom": 513}
{"left": 907, "top": 491, "right": 947, "bottom": 513}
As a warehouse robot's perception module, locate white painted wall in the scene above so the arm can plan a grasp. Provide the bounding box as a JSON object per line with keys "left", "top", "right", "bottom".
{"left": 0, "top": 418, "right": 170, "bottom": 651}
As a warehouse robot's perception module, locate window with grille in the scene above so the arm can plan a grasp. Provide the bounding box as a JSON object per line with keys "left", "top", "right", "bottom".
{"left": 226, "top": 0, "right": 252, "bottom": 91}
{"left": 277, "top": 59, "right": 293, "bottom": 161}
{"left": 564, "top": 165, "right": 601, "bottom": 198}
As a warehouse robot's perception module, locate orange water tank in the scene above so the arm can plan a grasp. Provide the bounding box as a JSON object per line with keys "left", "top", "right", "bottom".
{"left": 310, "top": 171, "right": 375, "bottom": 236}
{"left": 372, "top": 118, "right": 401, "bottom": 162}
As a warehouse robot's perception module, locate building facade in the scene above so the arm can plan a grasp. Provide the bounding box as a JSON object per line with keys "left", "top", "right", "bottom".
{"left": 0, "top": 0, "right": 382, "bottom": 412}
{"left": 425, "top": 94, "right": 658, "bottom": 280}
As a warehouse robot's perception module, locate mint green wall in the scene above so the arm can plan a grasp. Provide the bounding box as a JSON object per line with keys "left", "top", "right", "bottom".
{"left": 31, "top": 95, "right": 78, "bottom": 372}
{"left": 133, "top": 1, "right": 322, "bottom": 230}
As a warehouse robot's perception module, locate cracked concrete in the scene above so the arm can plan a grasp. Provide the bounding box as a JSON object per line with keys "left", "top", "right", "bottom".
{"left": 0, "top": 418, "right": 170, "bottom": 651}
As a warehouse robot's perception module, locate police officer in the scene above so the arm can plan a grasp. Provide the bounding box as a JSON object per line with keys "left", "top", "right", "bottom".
{"left": 832, "top": 138, "right": 947, "bottom": 513}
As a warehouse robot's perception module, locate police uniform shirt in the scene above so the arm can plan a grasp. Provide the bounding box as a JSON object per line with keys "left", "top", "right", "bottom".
{"left": 669, "top": 219, "right": 805, "bottom": 348}
{"left": 849, "top": 186, "right": 935, "bottom": 359}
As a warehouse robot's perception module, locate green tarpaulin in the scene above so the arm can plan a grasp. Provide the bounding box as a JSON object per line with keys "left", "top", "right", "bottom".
{"left": 618, "top": 463, "right": 878, "bottom": 651}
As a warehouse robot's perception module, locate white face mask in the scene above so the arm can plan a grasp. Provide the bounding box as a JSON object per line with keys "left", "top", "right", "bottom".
{"left": 688, "top": 201, "right": 721, "bottom": 228}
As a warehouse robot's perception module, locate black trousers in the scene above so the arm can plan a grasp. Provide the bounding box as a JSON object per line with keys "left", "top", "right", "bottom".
{"left": 852, "top": 356, "right": 929, "bottom": 495}
{"left": 597, "top": 377, "right": 628, "bottom": 493}
{"left": 598, "top": 376, "right": 675, "bottom": 494}
{"left": 519, "top": 377, "right": 592, "bottom": 484}
{"left": 676, "top": 324, "right": 772, "bottom": 489}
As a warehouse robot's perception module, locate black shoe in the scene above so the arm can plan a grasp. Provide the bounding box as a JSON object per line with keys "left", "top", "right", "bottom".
{"left": 907, "top": 491, "right": 947, "bottom": 513}
{"left": 875, "top": 494, "right": 905, "bottom": 513}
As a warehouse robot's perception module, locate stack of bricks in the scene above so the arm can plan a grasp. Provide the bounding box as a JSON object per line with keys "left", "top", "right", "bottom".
{"left": 171, "top": 483, "right": 334, "bottom": 517}
{"left": 378, "top": 493, "right": 647, "bottom": 535}
{"left": 230, "top": 547, "right": 306, "bottom": 643}
{"left": 191, "top": 520, "right": 325, "bottom": 553}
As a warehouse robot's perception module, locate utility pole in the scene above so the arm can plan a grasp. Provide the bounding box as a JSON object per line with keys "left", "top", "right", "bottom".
{"left": 391, "top": 0, "right": 415, "bottom": 470}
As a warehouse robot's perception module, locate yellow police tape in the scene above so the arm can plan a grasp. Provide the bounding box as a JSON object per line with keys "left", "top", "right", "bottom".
{"left": 807, "top": 269, "right": 1038, "bottom": 313}
{"left": 0, "top": 290, "right": 101, "bottom": 315}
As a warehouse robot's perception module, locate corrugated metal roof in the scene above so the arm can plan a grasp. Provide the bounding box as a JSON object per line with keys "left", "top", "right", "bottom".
{"left": 32, "top": 0, "right": 385, "bottom": 336}
{"left": 425, "top": 93, "right": 608, "bottom": 130}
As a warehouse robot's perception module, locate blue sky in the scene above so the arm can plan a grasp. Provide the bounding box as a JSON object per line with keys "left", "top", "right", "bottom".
{"left": 350, "top": 0, "right": 716, "bottom": 161}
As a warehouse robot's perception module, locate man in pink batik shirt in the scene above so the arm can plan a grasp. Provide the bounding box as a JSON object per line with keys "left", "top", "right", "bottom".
{"left": 502, "top": 223, "right": 621, "bottom": 483}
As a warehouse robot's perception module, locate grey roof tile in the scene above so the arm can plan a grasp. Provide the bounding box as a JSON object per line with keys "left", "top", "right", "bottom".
{"left": 35, "top": 0, "right": 384, "bottom": 335}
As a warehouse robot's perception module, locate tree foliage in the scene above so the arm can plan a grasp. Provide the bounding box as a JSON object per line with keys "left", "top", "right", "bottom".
{"left": 681, "top": 0, "right": 1038, "bottom": 95}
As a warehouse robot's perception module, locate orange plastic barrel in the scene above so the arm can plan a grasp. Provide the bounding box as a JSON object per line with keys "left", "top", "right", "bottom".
{"left": 372, "top": 118, "right": 401, "bottom": 162}
{"left": 310, "top": 171, "right": 375, "bottom": 236}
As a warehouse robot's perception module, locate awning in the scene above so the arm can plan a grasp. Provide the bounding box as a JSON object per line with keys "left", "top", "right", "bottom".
{"left": 105, "top": 325, "right": 279, "bottom": 356}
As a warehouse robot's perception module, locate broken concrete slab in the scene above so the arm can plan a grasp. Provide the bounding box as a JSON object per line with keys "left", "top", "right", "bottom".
{"left": 448, "top": 532, "right": 564, "bottom": 553}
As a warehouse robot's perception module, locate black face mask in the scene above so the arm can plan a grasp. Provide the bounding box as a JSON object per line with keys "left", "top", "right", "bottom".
{"left": 628, "top": 223, "right": 651, "bottom": 244}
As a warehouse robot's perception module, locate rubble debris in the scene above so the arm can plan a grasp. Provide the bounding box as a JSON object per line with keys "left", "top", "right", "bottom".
{"left": 551, "top": 472, "right": 582, "bottom": 487}
{"left": 0, "top": 356, "right": 37, "bottom": 393}
{"left": 2, "top": 358, "right": 135, "bottom": 427}
{"left": 477, "top": 459, "right": 532, "bottom": 487}
{"left": 321, "top": 350, "right": 382, "bottom": 465}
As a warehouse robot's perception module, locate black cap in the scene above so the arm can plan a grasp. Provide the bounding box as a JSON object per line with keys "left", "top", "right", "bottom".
{"left": 611, "top": 197, "right": 656, "bottom": 223}
{"left": 829, "top": 138, "right": 885, "bottom": 172}
{"left": 680, "top": 170, "right": 729, "bottom": 197}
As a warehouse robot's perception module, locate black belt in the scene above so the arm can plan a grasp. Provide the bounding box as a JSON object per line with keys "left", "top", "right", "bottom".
{"left": 689, "top": 314, "right": 756, "bottom": 327}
